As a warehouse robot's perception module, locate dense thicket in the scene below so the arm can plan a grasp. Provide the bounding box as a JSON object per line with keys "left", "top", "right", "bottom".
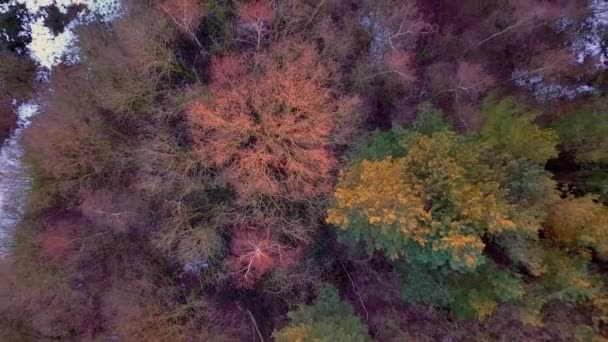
{"left": 1, "top": 0, "right": 607, "bottom": 341}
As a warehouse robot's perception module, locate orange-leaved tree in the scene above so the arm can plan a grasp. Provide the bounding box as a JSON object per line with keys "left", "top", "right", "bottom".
{"left": 188, "top": 41, "right": 360, "bottom": 201}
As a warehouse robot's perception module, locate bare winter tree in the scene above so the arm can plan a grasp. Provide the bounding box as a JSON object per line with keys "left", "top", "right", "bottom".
{"left": 238, "top": 0, "right": 274, "bottom": 50}
{"left": 158, "top": 0, "right": 205, "bottom": 49}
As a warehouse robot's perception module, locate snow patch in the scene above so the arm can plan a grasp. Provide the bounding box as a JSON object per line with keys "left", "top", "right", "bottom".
{"left": 512, "top": 69, "right": 597, "bottom": 103}
{"left": 0, "top": 101, "right": 39, "bottom": 257}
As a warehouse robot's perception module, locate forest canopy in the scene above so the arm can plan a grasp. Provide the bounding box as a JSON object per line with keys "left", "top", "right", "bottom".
{"left": 0, "top": 0, "right": 607, "bottom": 341}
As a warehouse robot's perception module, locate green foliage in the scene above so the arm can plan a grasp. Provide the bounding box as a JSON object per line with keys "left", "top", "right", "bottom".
{"left": 274, "top": 284, "right": 370, "bottom": 342}
{"left": 411, "top": 102, "right": 452, "bottom": 136}
{"left": 505, "top": 159, "right": 556, "bottom": 205}
{"left": 351, "top": 126, "right": 409, "bottom": 161}
{"left": 503, "top": 159, "right": 558, "bottom": 237}
{"left": 553, "top": 97, "right": 608, "bottom": 163}
{"left": 539, "top": 248, "right": 598, "bottom": 304}
{"left": 450, "top": 263, "right": 525, "bottom": 320}
{"left": 329, "top": 105, "right": 549, "bottom": 272}
{"left": 400, "top": 262, "right": 453, "bottom": 308}
{"left": 328, "top": 97, "right": 605, "bottom": 325}
{"left": 351, "top": 103, "right": 449, "bottom": 161}
{"left": 480, "top": 96, "right": 558, "bottom": 164}
{"left": 401, "top": 261, "right": 525, "bottom": 320}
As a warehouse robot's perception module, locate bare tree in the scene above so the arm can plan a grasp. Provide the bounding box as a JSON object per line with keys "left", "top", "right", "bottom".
{"left": 158, "top": 0, "right": 205, "bottom": 49}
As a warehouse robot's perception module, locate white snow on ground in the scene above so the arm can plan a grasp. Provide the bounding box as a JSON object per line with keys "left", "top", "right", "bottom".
{"left": 514, "top": 0, "right": 608, "bottom": 102}
{"left": 28, "top": 17, "right": 79, "bottom": 68}
{"left": 5, "top": 0, "right": 121, "bottom": 69}
{"left": 0, "top": 0, "right": 121, "bottom": 257}
{"left": 573, "top": 0, "right": 608, "bottom": 64}
{"left": 512, "top": 69, "right": 597, "bottom": 103}
{"left": 0, "top": 101, "right": 38, "bottom": 257}
{"left": 13, "top": 0, "right": 121, "bottom": 18}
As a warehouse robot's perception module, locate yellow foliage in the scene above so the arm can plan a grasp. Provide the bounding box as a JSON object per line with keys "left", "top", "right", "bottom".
{"left": 328, "top": 132, "right": 526, "bottom": 270}
{"left": 546, "top": 195, "right": 608, "bottom": 259}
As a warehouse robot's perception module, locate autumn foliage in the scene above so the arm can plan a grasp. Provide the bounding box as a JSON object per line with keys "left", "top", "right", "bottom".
{"left": 228, "top": 229, "right": 300, "bottom": 287}
{"left": 546, "top": 195, "right": 608, "bottom": 259}
{"left": 188, "top": 42, "right": 359, "bottom": 200}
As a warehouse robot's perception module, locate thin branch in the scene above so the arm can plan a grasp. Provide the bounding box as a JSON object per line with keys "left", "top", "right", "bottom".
{"left": 305, "top": 0, "right": 328, "bottom": 27}
{"left": 366, "top": 69, "right": 415, "bottom": 81}
{"left": 464, "top": 18, "right": 529, "bottom": 54}
{"left": 246, "top": 308, "right": 264, "bottom": 342}
{"left": 341, "top": 261, "right": 369, "bottom": 320}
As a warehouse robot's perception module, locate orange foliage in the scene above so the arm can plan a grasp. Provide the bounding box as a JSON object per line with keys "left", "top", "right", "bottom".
{"left": 228, "top": 229, "right": 300, "bottom": 287}
{"left": 209, "top": 54, "right": 243, "bottom": 83}
{"left": 188, "top": 42, "right": 359, "bottom": 200}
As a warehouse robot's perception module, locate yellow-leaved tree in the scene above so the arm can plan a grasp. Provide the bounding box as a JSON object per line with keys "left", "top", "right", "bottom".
{"left": 546, "top": 195, "right": 608, "bottom": 259}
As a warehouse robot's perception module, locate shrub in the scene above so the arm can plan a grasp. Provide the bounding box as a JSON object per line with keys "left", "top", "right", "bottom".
{"left": 537, "top": 247, "right": 599, "bottom": 304}
{"left": 78, "top": 3, "right": 179, "bottom": 118}
{"left": 135, "top": 134, "right": 228, "bottom": 272}
{"left": 188, "top": 41, "right": 360, "bottom": 201}
{"left": 24, "top": 67, "right": 132, "bottom": 201}
{"left": 400, "top": 262, "right": 453, "bottom": 308}
{"left": 274, "top": 284, "right": 370, "bottom": 342}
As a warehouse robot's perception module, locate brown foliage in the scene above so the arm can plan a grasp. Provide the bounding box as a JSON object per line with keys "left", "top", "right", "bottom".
{"left": 380, "top": 0, "right": 433, "bottom": 51}
{"left": 228, "top": 229, "right": 300, "bottom": 287}
{"left": 384, "top": 50, "right": 416, "bottom": 81}
{"left": 24, "top": 67, "right": 131, "bottom": 196}
{"left": 158, "top": 0, "right": 205, "bottom": 47}
{"left": 79, "top": 189, "right": 144, "bottom": 233}
{"left": 424, "top": 61, "right": 495, "bottom": 131}
{"left": 455, "top": 61, "right": 496, "bottom": 100}
{"left": 188, "top": 42, "right": 359, "bottom": 200}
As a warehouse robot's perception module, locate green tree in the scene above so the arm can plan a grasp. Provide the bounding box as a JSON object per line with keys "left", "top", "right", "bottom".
{"left": 274, "top": 284, "right": 370, "bottom": 342}
{"left": 328, "top": 107, "right": 546, "bottom": 271}
{"left": 553, "top": 97, "right": 608, "bottom": 163}
{"left": 400, "top": 261, "right": 525, "bottom": 320}
{"left": 480, "top": 95, "right": 558, "bottom": 164}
